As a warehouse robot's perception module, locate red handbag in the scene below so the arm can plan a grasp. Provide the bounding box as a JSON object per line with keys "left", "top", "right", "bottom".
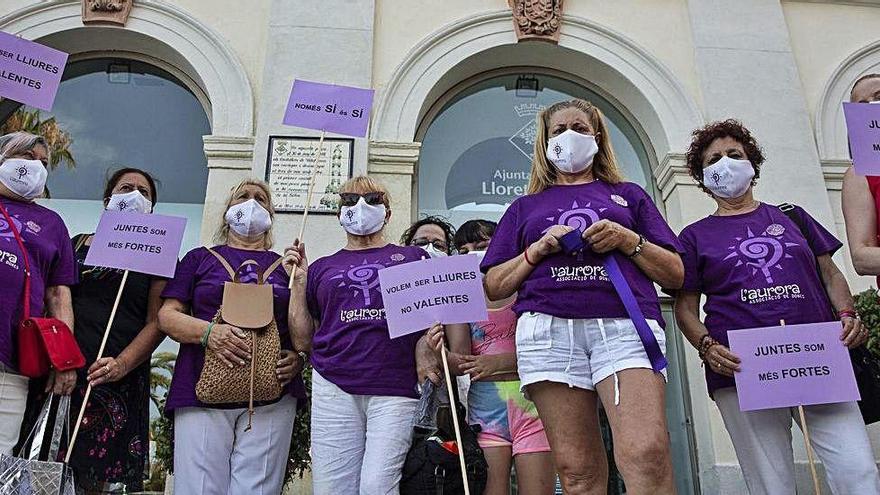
{"left": 0, "top": 201, "right": 85, "bottom": 378}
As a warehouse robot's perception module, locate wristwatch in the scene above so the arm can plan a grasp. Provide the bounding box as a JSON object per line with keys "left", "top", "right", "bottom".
{"left": 628, "top": 234, "right": 646, "bottom": 258}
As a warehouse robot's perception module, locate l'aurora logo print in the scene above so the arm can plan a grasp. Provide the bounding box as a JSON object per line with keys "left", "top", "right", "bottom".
{"left": 545, "top": 200, "right": 609, "bottom": 282}
{"left": 0, "top": 214, "right": 22, "bottom": 270}
{"left": 332, "top": 260, "right": 387, "bottom": 322}
{"left": 724, "top": 225, "right": 804, "bottom": 304}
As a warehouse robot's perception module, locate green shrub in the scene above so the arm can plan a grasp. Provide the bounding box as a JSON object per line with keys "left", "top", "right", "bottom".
{"left": 855, "top": 288, "right": 880, "bottom": 358}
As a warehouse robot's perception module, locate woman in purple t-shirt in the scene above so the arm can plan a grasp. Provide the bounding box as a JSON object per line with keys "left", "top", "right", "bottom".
{"left": 674, "top": 119, "right": 880, "bottom": 494}
{"left": 288, "top": 176, "right": 436, "bottom": 494}
{"left": 158, "top": 179, "right": 307, "bottom": 494}
{"left": 481, "top": 99, "right": 684, "bottom": 494}
{"left": 0, "top": 132, "right": 77, "bottom": 455}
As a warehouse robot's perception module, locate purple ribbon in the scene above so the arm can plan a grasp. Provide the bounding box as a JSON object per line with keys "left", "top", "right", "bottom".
{"left": 603, "top": 253, "right": 668, "bottom": 373}
{"left": 558, "top": 229, "right": 667, "bottom": 373}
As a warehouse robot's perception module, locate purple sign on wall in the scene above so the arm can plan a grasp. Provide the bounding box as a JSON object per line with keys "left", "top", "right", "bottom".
{"left": 379, "top": 255, "right": 489, "bottom": 339}
{"left": 728, "top": 322, "right": 860, "bottom": 411}
{"left": 843, "top": 102, "right": 880, "bottom": 176}
{"left": 283, "top": 79, "right": 374, "bottom": 137}
{"left": 85, "top": 211, "right": 186, "bottom": 278}
{"left": 0, "top": 31, "right": 68, "bottom": 111}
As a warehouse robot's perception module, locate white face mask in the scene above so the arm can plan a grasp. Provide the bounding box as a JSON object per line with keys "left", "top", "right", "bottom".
{"left": 106, "top": 190, "right": 152, "bottom": 214}
{"left": 702, "top": 156, "right": 755, "bottom": 199}
{"left": 546, "top": 130, "right": 599, "bottom": 174}
{"left": 0, "top": 158, "right": 47, "bottom": 200}
{"left": 420, "top": 243, "right": 447, "bottom": 258}
{"left": 225, "top": 199, "right": 272, "bottom": 237}
{"left": 339, "top": 198, "right": 386, "bottom": 236}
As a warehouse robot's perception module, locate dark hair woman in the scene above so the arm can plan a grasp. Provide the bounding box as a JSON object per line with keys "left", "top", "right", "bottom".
{"left": 66, "top": 167, "right": 166, "bottom": 492}
{"left": 400, "top": 215, "right": 456, "bottom": 256}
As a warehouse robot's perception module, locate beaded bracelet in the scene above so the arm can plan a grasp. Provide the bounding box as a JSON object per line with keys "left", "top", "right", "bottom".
{"left": 838, "top": 308, "right": 858, "bottom": 319}
{"left": 697, "top": 334, "right": 720, "bottom": 361}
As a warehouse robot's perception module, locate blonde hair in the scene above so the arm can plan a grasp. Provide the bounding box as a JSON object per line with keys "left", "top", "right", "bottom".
{"left": 214, "top": 178, "right": 276, "bottom": 249}
{"left": 337, "top": 175, "right": 392, "bottom": 212}
{"left": 527, "top": 99, "right": 624, "bottom": 195}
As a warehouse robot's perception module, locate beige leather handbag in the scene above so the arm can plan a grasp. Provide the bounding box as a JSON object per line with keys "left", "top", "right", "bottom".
{"left": 196, "top": 248, "right": 284, "bottom": 428}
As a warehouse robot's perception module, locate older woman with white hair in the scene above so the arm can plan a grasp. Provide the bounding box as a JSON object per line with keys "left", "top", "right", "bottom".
{"left": 158, "top": 178, "right": 307, "bottom": 494}
{"left": 0, "top": 131, "right": 77, "bottom": 455}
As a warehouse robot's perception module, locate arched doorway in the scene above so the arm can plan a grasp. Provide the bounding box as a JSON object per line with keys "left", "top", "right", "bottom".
{"left": 0, "top": 56, "right": 211, "bottom": 252}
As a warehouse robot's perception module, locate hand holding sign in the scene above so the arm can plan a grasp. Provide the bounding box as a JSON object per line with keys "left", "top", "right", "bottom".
{"left": 728, "top": 321, "right": 859, "bottom": 411}
{"left": 68, "top": 210, "right": 186, "bottom": 464}
{"left": 282, "top": 79, "right": 375, "bottom": 275}
{"left": 379, "top": 255, "right": 488, "bottom": 338}
{"left": 380, "top": 256, "right": 482, "bottom": 495}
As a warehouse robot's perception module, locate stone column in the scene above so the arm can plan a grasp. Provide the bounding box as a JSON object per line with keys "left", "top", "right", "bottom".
{"left": 251, "top": 0, "right": 376, "bottom": 257}
{"left": 686, "top": 0, "right": 835, "bottom": 229}
{"left": 368, "top": 141, "right": 421, "bottom": 242}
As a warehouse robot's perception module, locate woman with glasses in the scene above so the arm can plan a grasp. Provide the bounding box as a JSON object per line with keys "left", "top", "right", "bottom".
{"left": 288, "top": 176, "right": 439, "bottom": 494}
{"left": 400, "top": 216, "right": 456, "bottom": 257}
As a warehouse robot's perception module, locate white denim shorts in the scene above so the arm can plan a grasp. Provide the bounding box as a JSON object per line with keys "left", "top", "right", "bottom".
{"left": 515, "top": 312, "right": 667, "bottom": 405}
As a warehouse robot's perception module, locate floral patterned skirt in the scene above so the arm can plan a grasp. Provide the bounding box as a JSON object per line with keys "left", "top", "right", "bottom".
{"left": 67, "top": 365, "right": 150, "bottom": 493}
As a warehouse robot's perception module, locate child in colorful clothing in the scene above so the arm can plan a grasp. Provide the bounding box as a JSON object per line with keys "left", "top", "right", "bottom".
{"left": 428, "top": 220, "right": 555, "bottom": 495}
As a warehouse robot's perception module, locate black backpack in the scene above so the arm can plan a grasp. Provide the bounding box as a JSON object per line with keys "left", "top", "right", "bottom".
{"left": 400, "top": 381, "right": 488, "bottom": 494}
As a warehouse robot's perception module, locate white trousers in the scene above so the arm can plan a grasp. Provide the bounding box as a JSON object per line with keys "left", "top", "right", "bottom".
{"left": 311, "top": 371, "right": 418, "bottom": 495}
{"left": 715, "top": 388, "right": 880, "bottom": 495}
{"left": 172, "top": 395, "right": 297, "bottom": 495}
{"left": 0, "top": 369, "right": 28, "bottom": 455}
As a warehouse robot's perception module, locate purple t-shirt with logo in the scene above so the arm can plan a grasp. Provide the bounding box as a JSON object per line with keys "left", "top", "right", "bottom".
{"left": 0, "top": 199, "right": 76, "bottom": 371}
{"left": 481, "top": 181, "right": 681, "bottom": 324}
{"left": 679, "top": 203, "right": 841, "bottom": 396}
{"left": 306, "top": 244, "right": 426, "bottom": 398}
{"left": 161, "top": 245, "right": 307, "bottom": 414}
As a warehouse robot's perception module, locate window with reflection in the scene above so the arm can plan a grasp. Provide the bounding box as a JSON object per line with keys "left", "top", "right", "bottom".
{"left": 417, "top": 73, "right": 653, "bottom": 227}
{"left": 0, "top": 57, "right": 211, "bottom": 252}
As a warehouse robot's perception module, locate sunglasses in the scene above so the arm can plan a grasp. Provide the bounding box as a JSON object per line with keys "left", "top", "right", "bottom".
{"left": 339, "top": 192, "right": 385, "bottom": 207}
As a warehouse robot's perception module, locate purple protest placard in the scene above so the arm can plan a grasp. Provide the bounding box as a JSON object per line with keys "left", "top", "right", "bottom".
{"left": 85, "top": 211, "right": 186, "bottom": 278}
{"left": 379, "top": 255, "right": 488, "bottom": 339}
{"left": 0, "top": 31, "right": 68, "bottom": 111}
{"left": 843, "top": 102, "right": 880, "bottom": 175}
{"left": 283, "top": 79, "right": 374, "bottom": 137}
{"left": 728, "top": 322, "right": 859, "bottom": 411}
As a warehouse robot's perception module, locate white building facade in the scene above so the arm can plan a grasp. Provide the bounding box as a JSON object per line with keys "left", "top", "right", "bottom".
{"left": 2, "top": 0, "right": 879, "bottom": 492}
